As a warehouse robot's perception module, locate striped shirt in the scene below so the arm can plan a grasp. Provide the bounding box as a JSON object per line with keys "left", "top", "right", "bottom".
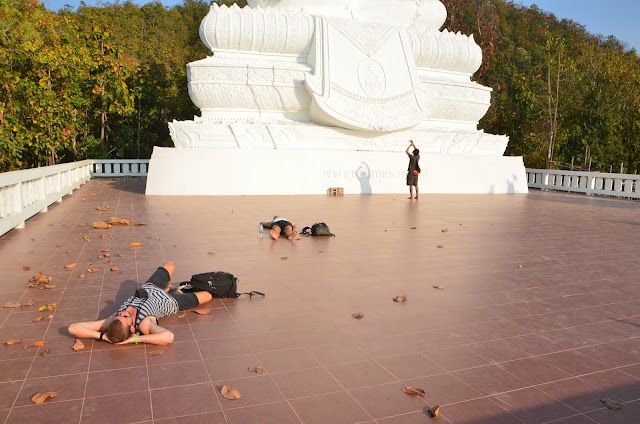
{"left": 117, "top": 282, "right": 179, "bottom": 331}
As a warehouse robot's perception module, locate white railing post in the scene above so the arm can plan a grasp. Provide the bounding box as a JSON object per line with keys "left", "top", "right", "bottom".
{"left": 526, "top": 168, "right": 639, "bottom": 200}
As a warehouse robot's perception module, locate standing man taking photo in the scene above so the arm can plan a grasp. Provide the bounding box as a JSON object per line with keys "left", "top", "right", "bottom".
{"left": 405, "top": 140, "right": 421, "bottom": 199}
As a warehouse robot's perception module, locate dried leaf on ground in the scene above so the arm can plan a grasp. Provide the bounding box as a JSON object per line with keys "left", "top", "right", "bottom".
{"left": 71, "top": 339, "right": 85, "bottom": 351}
{"left": 207, "top": 252, "right": 215, "bottom": 255}
{"left": 191, "top": 309, "right": 211, "bottom": 315}
{"left": 64, "top": 263, "right": 77, "bottom": 270}
{"left": 176, "top": 311, "right": 187, "bottom": 318}
{"left": 221, "top": 385, "right": 241, "bottom": 400}
{"left": 110, "top": 217, "right": 133, "bottom": 225}
{"left": 441, "top": 229, "right": 448, "bottom": 233}
{"left": 601, "top": 397, "right": 622, "bottom": 410}
{"left": 110, "top": 267, "right": 119, "bottom": 272}
{"left": 148, "top": 349, "right": 165, "bottom": 356}
{"left": 517, "top": 264, "right": 523, "bottom": 269}
{"left": 130, "top": 242, "right": 142, "bottom": 247}
{"left": 66, "top": 249, "right": 73, "bottom": 254}
{"left": 78, "top": 273, "right": 86, "bottom": 279}
{"left": 40, "top": 348, "right": 51, "bottom": 356}
{"left": 23, "top": 299, "right": 35, "bottom": 306}
{"left": 43, "top": 284, "right": 56, "bottom": 289}
{"left": 432, "top": 285, "right": 445, "bottom": 289}
{"left": 248, "top": 367, "right": 264, "bottom": 373}
{"left": 4, "top": 339, "right": 21, "bottom": 345}
{"left": 87, "top": 268, "right": 99, "bottom": 273}
{"left": 26, "top": 273, "right": 53, "bottom": 288}
{"left": 105, "top": 260, "right": 112, "bottom": 265}
{"left": 427, "top": 405, "right": 440, "bottom": 418}
{"left": 437, "top": 245, "right": 444, "bottom": 248}
{"left": 393, "top": 295, "right": 407, "bottom": 302}
{"left": 22, "top": 265, "right": 31, "bottom": 271}
{"left": 280, "top": 256, "right": 288, "bottom": 260}
{"left": 3, "top": 301, "right": 22, "bottom": 308}
{"left": 351, "top": 312, "right": 365, "bottom": 319}
{"left": 32, "top": 316, "right": 44, "bottom": 322}
{"left": 38, "top": 303, "right": 57, "bottom": 312}
{"left": 92, "top": 221, "right": 112, "bottom": 229}
{"left": 96, "top": 205, "right": 110, "bottom": 211}
{"left": 410, "top": 227, "right": 416, "bottom": 229}
{"left": 402, "top": 386, "right": 426, "bottom": 397}
{"left": 82, "top": 236, "right": 90, "bottom": 242}
{"left": 31, "top": 391, "right": 58, "bottom": 404}
{"left": 23, "top": 340, "right": 46, "bottom": 349}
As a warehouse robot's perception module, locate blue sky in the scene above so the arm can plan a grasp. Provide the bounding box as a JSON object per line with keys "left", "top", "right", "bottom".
{"left": 41, "top": 0, "right": 639, "bottom": 52}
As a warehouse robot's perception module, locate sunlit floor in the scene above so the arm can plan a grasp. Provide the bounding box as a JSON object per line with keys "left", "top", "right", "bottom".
{"left": 0, "top": 178, "right": 639, "bottom": 424}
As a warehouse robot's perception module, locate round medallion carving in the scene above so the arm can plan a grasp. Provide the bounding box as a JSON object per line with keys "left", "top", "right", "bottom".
{"left": 357, "top": 59, "right": 386, "bottom": 97}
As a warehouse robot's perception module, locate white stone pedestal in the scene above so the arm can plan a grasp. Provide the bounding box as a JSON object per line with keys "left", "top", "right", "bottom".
{"left": 145, "top": 147, "right": 528, "bottom": 195}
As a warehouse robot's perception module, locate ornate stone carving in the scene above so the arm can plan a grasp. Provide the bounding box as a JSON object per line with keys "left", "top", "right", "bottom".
{"left": 408, "top": 28, "right": 482, "bottom": 75}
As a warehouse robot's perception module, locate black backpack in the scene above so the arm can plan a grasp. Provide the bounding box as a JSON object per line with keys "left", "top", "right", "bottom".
{"left": 180, "top": 272, "right": 264, "bottom": 298}
{"left": 301, "top": 222, "right": 335, "bottom": 237}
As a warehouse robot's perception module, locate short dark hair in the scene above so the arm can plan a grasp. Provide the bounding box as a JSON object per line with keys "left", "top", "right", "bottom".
{"left": 107, "top": 319, "right": 132, "bottom": 343}
{"left": 413, "top": 149, "right": 420, "bottom": 155}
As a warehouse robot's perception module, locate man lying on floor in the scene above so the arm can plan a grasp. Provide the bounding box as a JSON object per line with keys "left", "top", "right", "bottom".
{"left": 68, "top": 261, "right": 212, "bottom": 345}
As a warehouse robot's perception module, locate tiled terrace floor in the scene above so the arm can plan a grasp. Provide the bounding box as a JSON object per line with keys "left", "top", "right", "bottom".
{"left": 1, "top": 178, "right": 639, "bottom": 424}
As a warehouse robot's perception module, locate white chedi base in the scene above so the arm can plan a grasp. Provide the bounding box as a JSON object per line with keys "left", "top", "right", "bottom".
{"left": 145, "top": 146, "right": 528, "bottom": 195}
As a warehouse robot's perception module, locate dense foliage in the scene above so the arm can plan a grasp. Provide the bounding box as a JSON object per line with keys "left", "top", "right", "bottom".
{"left": 1, "top": 0, "right": 638, "bottom": 172}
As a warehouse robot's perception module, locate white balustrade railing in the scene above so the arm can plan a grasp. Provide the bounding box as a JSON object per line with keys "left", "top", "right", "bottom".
{"left": 526, "top": 168, "right": 640, "bottom": 199}
{"left": 0, "top": 159, "right": 150, "bottom": 236}
{"left": 0, "top": 161, "right": 93, "bottom": 236}
{"left": 91, "top": 160, "right": 149, "bottom": 177}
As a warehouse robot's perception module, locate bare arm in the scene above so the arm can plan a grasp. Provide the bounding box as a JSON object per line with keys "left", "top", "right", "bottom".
{"left": 260, "top": 221, "right": 273, "bottom": 229}
{"left": 119, "top": 318, "right": 174, "bottom": 346}
{"left": 68, "top": 317, "right": 114, "bottom": 340}
{"left": 405, "top": 140, "right": 415, "bottom": 156}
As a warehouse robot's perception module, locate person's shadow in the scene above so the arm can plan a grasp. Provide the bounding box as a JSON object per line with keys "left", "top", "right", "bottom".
{"left": 356, "top": 162, "right": 372, "bottom": 194}
{"left": 98, "top": 280, "right": 138, "bottom": 319}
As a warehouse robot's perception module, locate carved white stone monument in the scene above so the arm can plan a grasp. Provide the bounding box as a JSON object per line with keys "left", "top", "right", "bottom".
{"left": 146, "top": 0, "right": 528, "bottom": 195}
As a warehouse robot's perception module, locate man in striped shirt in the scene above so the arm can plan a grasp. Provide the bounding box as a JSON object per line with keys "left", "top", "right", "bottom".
{"left": 68, "top": 261, "right": 212, "bottom": 345}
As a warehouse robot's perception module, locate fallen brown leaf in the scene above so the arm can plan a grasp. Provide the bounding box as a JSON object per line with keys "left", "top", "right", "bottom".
{"left": 221, "top": 385, "right": 241, "bottom": 400}
{"left": 26, "top": 272, "right": 53, "bottom": 288}
{"left": 110, "top": 267, "right": 119, "bottom": 272}
{"left": 441, "top": 229, "right": 448, "bottom": 232}
{"left": 148, "top": 349, "right": 165, "bottom": 356}
{"left": 40, "top": 348, "right": 51, "bottom": 356}
{"left": 96, "top": 205, "right": 110, "bottom": 211}
{"left": 87, "top": 268, "right": 99, "bottom": 273}
{"left": 23, "top": 298, "right": 35, "bottom": 306}
{"left": 22, "top": 265, "right": 31, "bottom": 271}
{"left": 31, "top": 391, "right": 58, "bottom": 404}
{"left": 428, "top": 405, "right": 440, "bottom": 418}
{"left": 78, "top": 273, "right": 86, "bottom": 279}
{"left": 410, "top": 226, "right": 416, "bottom": 229}
{"left": 38, "top": 303, "right": 57, "bottom": 312}
{"left": 191, "top": 309, "right": 211, "bottom": 315}
{"left": 351, "top": 312, "right": 365, "bottom": 319}
{"left": 207, "top": 252, "right": 215, "bottom": 255}
{"left": 517, "top": 264, "right": 523, "bottom": 269}
{"left": 32, "top": 316, "right": 44, "bottom": 322}
{"left": 71, "top": 339, "right": 85, "bottom": 351}
{"left": 4, "top": 339, "right": 21, "bottom": 345}
{"left": 601, "top": 397, "right": 622, "bottom": 410}
{"left": 64, "top": 263, "right": 77, "bottom": 269}
{"left": 130, "top": 242, "right": 142, "bottom": 247}
{"left": 432, "top": 285, "right": 445, "bottom": 289}
{"left": 43, "top": 284, "right": 56, "bottom": 289}
{"left": 23, "top": 340, "right": 46, "bottom": 349}
{"left": 280, "top": 256, "right": 288, "bottom": 260}
{"left": 393, "top": 295, "right": 407, "bottom": 302}
{"left": 92, "top": 221, "right": 112, "bottom": 229}
{"left": 248, "top": 367, "right": 264, "bottom": 373}
{"left": 66, "top": 249, "right": 72, "bottom": 254}
{"left": 176, "top": 311, "right": 187, "bottom": 318}
{"left": 402, "top": 386, "right": 426, "bottom": 397}
{"left": 82, "top": 236, "right": 90, "bottom": 242}
{"left": 437, "top": 245, "right": 444, "bottom": 248}
{"left": 3, "top": 301, "right": 22, "bottom": 308}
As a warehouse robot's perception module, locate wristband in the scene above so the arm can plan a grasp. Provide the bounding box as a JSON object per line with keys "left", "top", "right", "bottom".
{"left": 134, "top": 333, "right": 139, "bottom": 344}
{"left": 97, "top": 332, "right": 105, "bottom": 342}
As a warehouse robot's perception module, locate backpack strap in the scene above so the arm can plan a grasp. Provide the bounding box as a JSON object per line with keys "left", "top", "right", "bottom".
{"left": 236, "top": 291, "right": 265, "bottom": 298}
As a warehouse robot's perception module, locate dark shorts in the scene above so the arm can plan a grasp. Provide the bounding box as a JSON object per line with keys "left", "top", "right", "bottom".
{"left": 271, "top": 220, "right": 292, "bottom": 231}
{"left": 406, "top": 172, "right": 419, "bottom": 186}
{"left": 148, "top": 266, "right": 199, "bottom": 311}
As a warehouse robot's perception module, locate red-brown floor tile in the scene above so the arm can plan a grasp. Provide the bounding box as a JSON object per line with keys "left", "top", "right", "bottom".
{"left": 404, "top": 373, "right": 482, "bottom": 406}
{"left": 579, "top": 369, "right": 640, "bottom": 402}
{"left": 491, "top": 387, "right": 578, "bottom": 424}
{"left": 327, "top": 360, "right": 398, "bottom": 389}
{"left": 213, "top": 375, "right": 284, "bottom": 409}
{"left": 154, "top": 411, "right": 227, "bottom": 424}
{"left": 148, "top": 360, "right": 210, "bottom": 389}
{"left": 14, "top": 373, "right": 87, "bottom": 407}
{"left": 453, "top": 364, "right": 528, "bottom": 395}
{"left": 537, "top": 377, "right": 613, "bottom": 413}
{"left": 289, "top": 391, "right": 371, "bottom": 424}
{"left": 257, "top": 348, "right": 320, "bottom": 373}
{"left": 85, "top": 366, "right": 148, "bottom": 397}
{"left": 81, "top": 391, "right": 152, "bottom": 424}
{"left": 376, "top": 353, "right": 445, "bottom": 380}
{"left": 272, "top": 367, "right": 343, "bottom": 399}
{"left": 349, "top": 382, "right": 427, "bottom": 419}
{"left": 150, "top": 383, "right": 220, "bottom": 420}
{"left": 422, "top": 346, "right": 490, "bottom": 371}
{"left": 204, "top": 353, "right": 267, "bottom": 380}
{"left": 499, "top": 356, "right": 572, "bottom": 385}
{"left": 224, "top": 401, "right": 301, "bottom": 424}
{"left": 439, "top": 397, "right": 523, "bottom": 424}
{"left": 6, "top": 399, "right": 83, "bottom": 424}
{"left": 88, "top": 345, "right": 146, "bottom": 371}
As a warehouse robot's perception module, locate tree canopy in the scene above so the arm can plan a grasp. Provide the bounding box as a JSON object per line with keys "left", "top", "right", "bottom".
{"left": 1, "top": 0, "right": 638, "bottom": 172}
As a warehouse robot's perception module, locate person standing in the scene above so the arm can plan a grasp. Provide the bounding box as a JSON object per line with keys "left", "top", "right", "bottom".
{"left": 405, "top": 140, "right": 421, "bottom": 199}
